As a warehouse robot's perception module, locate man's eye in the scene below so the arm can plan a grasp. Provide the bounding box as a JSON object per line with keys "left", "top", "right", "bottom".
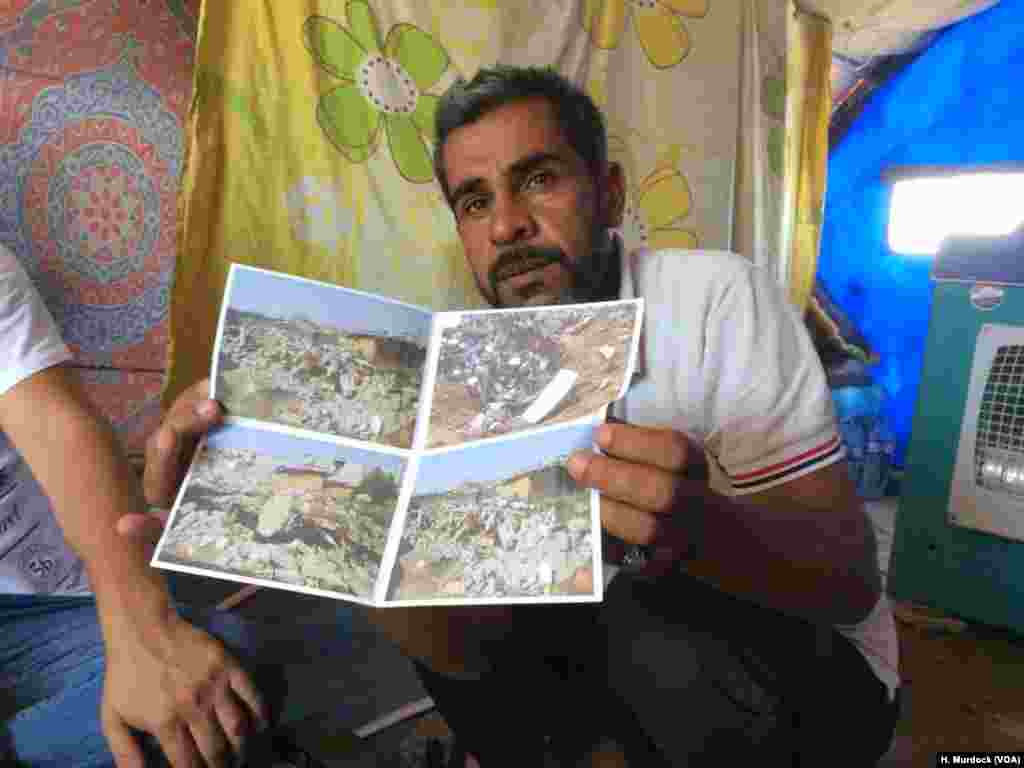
{"left": 525, "top": 171, "right": 553, "bottom": 190}
{"left": 460, "top": 198, "right": 487, "bottom": 217}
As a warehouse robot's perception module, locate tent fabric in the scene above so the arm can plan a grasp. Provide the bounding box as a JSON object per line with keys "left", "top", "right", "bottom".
{"left": 826, "top": 2, "right": 1001, "bottom": 120}
{"left": 809, "top": 0, "right": 1000, "bottom": 61}
{"left": 817, "top": 0, "right": 1022, "bottom": 466}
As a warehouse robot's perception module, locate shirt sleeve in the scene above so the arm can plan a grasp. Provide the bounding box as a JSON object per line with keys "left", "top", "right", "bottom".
{"left": 702, "top": 262, "right": 844, "bottom": 496}
{"left": 0, "top": 246, "right": 72, "bottom": 396}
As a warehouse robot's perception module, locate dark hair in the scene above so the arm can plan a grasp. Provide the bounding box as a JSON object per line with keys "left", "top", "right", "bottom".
{"left": 433, "top": 65, "right": 608, "bottom": 205}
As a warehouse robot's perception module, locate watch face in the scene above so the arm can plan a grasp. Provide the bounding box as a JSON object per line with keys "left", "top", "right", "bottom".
{"left": 620, "top": 544, "right": 651, "bottom": 570}
{"left": 601, "top": 531, "right": 651, "bottom": 570}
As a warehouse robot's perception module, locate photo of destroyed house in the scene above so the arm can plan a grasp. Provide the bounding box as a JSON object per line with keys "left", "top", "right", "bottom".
{"left": 214, "top": 266, "right": 430, "bottom": 448}
{"left": 426, "top": 301, "right": 640, "bottom": 448}
{"left": 156, "top": 425, "right": 404, "bottom": 601}
{"left": 388, "top": 425, "right": 598, "bottom": 603}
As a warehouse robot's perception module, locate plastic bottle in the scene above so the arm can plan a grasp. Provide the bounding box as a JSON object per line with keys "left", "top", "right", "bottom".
{"left": 839, "top": 416, "right": 866, "bottom": 490}
{"left": 860, "top": 418, "right": 893, "bottom": 499}
{"left": 832, "top": 386, "right": 869, "bottom": 490}
{"left": 832, "top": 383, "right": 895, "bottom": 497}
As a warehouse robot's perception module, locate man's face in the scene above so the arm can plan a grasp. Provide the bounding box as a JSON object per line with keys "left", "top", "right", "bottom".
{"left": 441, "top": 97, "right": 623, "bottom": 308}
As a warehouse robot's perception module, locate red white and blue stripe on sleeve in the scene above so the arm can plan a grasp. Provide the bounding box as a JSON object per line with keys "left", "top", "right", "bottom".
{"left": 724, "top": 434, "right": 845, "bottom": 494}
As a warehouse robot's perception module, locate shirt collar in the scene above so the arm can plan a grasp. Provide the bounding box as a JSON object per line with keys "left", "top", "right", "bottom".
{"left": 614, "top": 236, "right": 648, "bottom": 381}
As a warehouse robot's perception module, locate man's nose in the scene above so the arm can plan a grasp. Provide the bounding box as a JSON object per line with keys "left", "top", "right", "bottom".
{"left": 489, "top": 192, "right": 533, "bottom": 245}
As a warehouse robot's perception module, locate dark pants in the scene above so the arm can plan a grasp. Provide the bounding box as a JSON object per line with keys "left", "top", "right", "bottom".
{"left": 415, "top": 569, "right": 900, "bottom": 767}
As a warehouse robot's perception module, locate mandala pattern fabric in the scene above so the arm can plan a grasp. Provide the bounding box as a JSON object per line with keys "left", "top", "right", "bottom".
{"left": 0, "top": 0, "right": 198, "bottom": 451}
{"left": 76, "top": 369, "right": 166, "bottom": 456}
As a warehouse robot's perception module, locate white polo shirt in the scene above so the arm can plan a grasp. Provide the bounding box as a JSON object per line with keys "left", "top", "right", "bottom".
{"left": 613, "top": 246, "right": 899, "bottom": 698}
{"left": 0, "top": 245, "right": 89, "bottom": 595}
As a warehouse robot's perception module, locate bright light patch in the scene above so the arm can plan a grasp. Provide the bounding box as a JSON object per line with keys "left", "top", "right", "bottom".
{"left": 888, "top": 173, "right": 1024, "bottom": 256}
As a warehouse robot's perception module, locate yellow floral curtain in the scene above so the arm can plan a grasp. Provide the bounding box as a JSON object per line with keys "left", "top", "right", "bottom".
{"left": 781, "top": 3, "right": 832, "bottom": 312}
{"left": 733, "top": 0, "right": 788, "bottom": 280}
{"left": 166, "top": 0, "right": 798, "bottom": 405}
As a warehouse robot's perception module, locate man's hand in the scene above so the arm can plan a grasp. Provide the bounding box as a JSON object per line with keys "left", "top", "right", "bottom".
{"left": 144, "top": 378, "right": 223, "bottom": 508}
{"left": 101, "top": 608, "right": 268, "bottom": 768}
{"left": 117, "top": 379, "right": 222, "bottom": 545}
{"left": 567, "top": 422, "right": 706, "bottom": 578}
{"left": 111, "top": 378, "right": 269, "bottom": 766}
{"left": 568, "top": 421, "right": 882, "bottom": 624}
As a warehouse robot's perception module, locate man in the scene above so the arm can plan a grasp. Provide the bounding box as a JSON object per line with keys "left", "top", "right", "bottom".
{"left": 136, "top": 66, "right": 900, "bottom": 766}
{"left": 0, "top": 245, "right": 352, "bottom": 767}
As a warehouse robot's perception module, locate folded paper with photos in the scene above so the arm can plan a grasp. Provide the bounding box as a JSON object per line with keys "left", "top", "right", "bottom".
{"left": 152, "top": 264, "right": 644, "bottom": 607}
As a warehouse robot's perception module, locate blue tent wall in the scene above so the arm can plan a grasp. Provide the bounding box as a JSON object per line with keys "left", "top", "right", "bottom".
{"left": 818, "top": 0, "right": 1024, "bottom": 466}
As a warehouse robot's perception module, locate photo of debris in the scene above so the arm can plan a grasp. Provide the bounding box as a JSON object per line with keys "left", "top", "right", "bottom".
{"left": 387, "top": 424, "right": 600, "bottom": 604}
{"left": 154, "top": 424, "right": 406, "bottom": 602}
{"left": 426, "top": 300, "right": 642, "bottom": 449}
{"left": 214, "top": 265, "right": 431, "bottom": 448}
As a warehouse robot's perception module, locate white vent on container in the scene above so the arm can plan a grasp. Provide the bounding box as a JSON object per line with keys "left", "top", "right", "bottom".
{"left": 949, "top": 324, "right": 1024, "bottom": 541}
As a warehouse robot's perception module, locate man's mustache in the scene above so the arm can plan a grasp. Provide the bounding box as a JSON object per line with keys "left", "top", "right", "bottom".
{"left": 489, "top": 246, "right": 567, "bottom": 287}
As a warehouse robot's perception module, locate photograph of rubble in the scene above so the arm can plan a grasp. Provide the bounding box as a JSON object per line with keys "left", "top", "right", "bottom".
{"left": 425, "top": 299, "right": 642, "bottom": 448}
{"left": 214, "top": 264, "right": 431, "bottom": 448}
{"left": 153, "top": 424, "right": 406, "bottom": 603}
{"left": 386, "top": 423, "right": 601, "bottom": 605}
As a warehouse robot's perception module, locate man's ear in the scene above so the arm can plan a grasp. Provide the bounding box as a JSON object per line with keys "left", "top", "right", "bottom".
{"left": 603, "top": 162, "right": 626, "bottom": 229}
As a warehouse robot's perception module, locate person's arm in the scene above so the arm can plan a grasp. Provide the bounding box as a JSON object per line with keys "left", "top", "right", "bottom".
{"left": 570, "top": 256, "right": 881, "bottom": 627}
{"left": 569, "top": 424, "right": 880, "bottom": 625}
{"left": 1, "top": 366, "right": 171, "bottom": 625}
{"left": 0, "top": 366, "right": 266, "bottom": 768}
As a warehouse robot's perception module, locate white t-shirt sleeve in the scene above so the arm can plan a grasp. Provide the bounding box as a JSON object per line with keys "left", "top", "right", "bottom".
{"left": 702, "top": 262, "right": 844, "bottom": 495}
{"left": 0, "top": 246, "right": 72, "bottom": 395}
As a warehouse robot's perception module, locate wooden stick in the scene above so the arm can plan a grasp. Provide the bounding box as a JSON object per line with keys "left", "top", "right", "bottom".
{"left": 215, "top": 584, "right": 261, "bottom": 612}
{"left": 354, "top": 697, "right": 436, "bottom": 739}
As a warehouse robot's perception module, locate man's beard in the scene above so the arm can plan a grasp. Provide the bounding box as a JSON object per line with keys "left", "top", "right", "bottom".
{"left": 485, "top": 234, "right": 619, "bottom": 308}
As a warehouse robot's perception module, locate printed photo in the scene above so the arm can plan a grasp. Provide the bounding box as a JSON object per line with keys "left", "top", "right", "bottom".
{"left": 214, "top": 265, "right": 431, "bottom": 448}
{"left": 154, "top": 424, "right": 405, "bottom": 601}
{"left": 387, "top": 424, "right": 600, "bottom": 603}
{"left": 426, "top": 300, "right": 641, "bottom": 448}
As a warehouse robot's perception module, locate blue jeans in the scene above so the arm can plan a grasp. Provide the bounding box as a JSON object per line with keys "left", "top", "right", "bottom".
{"left": 0, "top": 586, "right": 356, "bottom": 767}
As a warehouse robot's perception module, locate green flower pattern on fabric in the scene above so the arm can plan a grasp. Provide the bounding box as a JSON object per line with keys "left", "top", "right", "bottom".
{"left": 303, "top": 1, "right": 450, "bottom": 183}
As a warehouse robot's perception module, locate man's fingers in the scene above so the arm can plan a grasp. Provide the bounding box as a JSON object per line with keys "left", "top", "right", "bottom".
{"left": 186, "top": 710, "right": 233, "bottom": 768}
{"left": 156, "top": 723, "right": 202, "bottom": 768}
{"left": 115, "top": 510, "right": 169, "bottom": 548}
{"left": 600, "top": 496, "right": 658, "bottom": 546}
{"left": 567, "top": 450, "right": 683, "bottom": 513}
{"left": 164, "top": 378, "right": 220, "bottom": 437}
{"left": 143, "top": 427, "right": 185, "bottom": 507}
{"left": 144, "top": 378, "right": 221, "bottom": 506}
{"left": 227, "top": 665, "right": 269, "bottom": 732}
{"left": 212, "top": 688, "right": 254, "bottom": 755}
{"left": 594, "top": 422, "right": 693, "bottom": 473}
{"left": 600, "top": 498, "right": 697, "bottom": 573}
{"left": 150, "top": 378, "right": 219, "bottom": 459}
{"left": 103, "top": 712, "right": 145, "bottom": 768}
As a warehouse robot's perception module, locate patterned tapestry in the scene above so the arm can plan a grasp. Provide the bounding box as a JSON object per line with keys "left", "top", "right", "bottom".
{"left": 0, "top": 0, "right": 200, "bottom": 456}
{"left": 167, "top": 0, "right": 789, "bottom": 403}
